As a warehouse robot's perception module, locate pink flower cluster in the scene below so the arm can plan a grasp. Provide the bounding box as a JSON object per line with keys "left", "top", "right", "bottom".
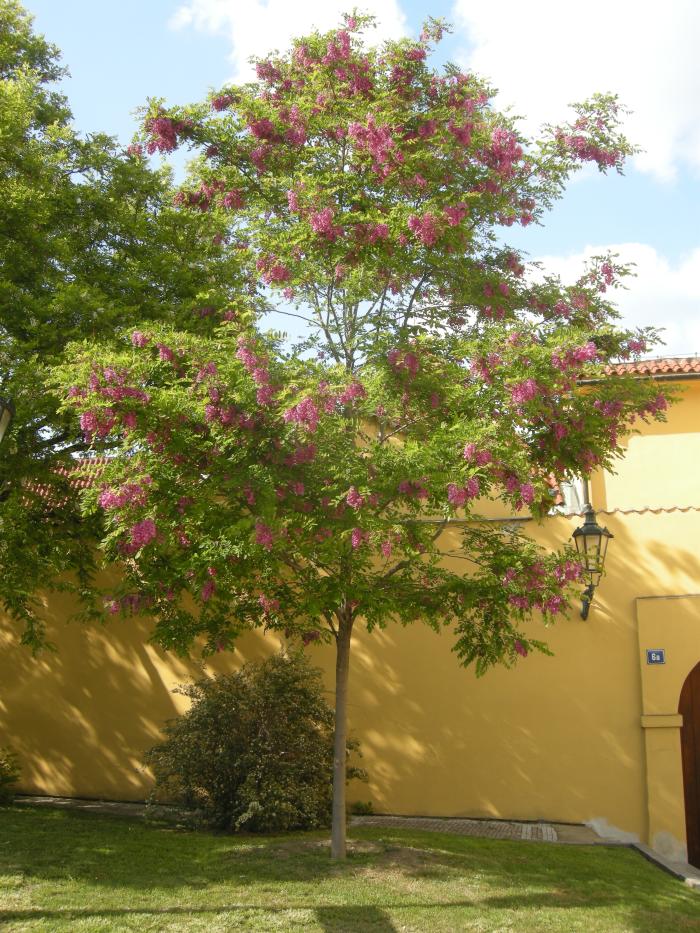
{"left": 505, "top": 253, "right": 525, "bottom": 277}
{"left": 211, "top": 94, "right": 235, "bottom": 111}
{"left": 256, "top": 255, "right": 291, "bottom": 285}
{"left": 398, "top": 479, "right": 429, "bottom": 500}
{"left": 448, "top": 120, "right": 472, "bottom": 147}
{"left": 338, "top": 381, "right": 366, "bottom": 405}
{"left": 463, "top": 443, "right": 493, "bottom": 465}
{"left": 387, "top": 349, "right": 419, "bottom": 378}
{"left": 447, "top": 478, "right": 480, "bottom": 507}
{"left": 249, "top": 118, "right": 279, "bottom": 141}
{"left": 484, "top": 127, "right": 523, "bottom": 178}
{"left": 354, "top": 221, "right": 390, "bottom": 245}
{"left": 351, "top": 527, "right": 368, "bottom": 549}
{"left": 236, "top": 338, "right": 275, "bottom": 406}
{"left": 173, "top": 179, "right": 226, "bottom": 212}
{"left": 518, "top": 483, "right": 535, "bottom": 505}
{"left": 310, "top": 207, "right": 343, "bottom": 242}
{"left": 323, "top": 28, "right": 351, "bottom": 63}
{"left": 541, "top": 595, "right": 566, "bottom": 615}
{"left": 510, "top": 379, "right": 539, "bottom": 405}
{"left": 559, "top": 132, "right": 620, "bottom": 169}
{"left": 640, "top": 394, "right": 668, "bottom": 417}
{"left": 348, "top": 117, "right": 399, "bottom": 173}
{"left": 470, "top": 353, "right": 502, "bottom": 383}
{"left": 128, "top": 518, "right": 157, "bottom": 550}
{"left": 626, "top": 338, "right": 647, "bottom": 355}
{"left": 98, "top": 480, "right": 150, "bottom": 511}
{"left": 145, "top": 116, "right": 188, "bottom": 154}
{"left": 443, "top": 203, "right": 468, "bottom": 226}
{"left": 346, "top": 487, "right": 364, "bottom": 509}
{"left": 408, "top": 212, "right": 439, "bottom": 247}
{"left": 283, "top": 397, "right": 320, "bottom": 432}
{"left": 593, "top": 399, "right": 624, "bottom": 419}
{"left": 599, "top": 261, "right": 614, "bottom": 288}
{"left": 255, "top": 60, "right": 282, "bottom": 83}
{"left": 250, "top": 145, "right": 269, "bottom": 172}
{"left": 259, "top": 594, "right": 280, "bottom": 614}
{"left": 551, "top": 342, "right": 598, "bottom": 372}
{"left": 284, "top": 443, "right": 317, "bottom": 466}
{"left": 553, "top": 560, "right": 583, "bottom": 585}
{"left": 484, "top": 281, "right": 510, "bottom": 298}
{"left": 255, "top": 521, "right": 274, "bottom": 551}
{"left": 80, "top": 409, "right": 116, "bottom": 440}
{"left": 222, "top": 189, "right": 245, "bottom": 210}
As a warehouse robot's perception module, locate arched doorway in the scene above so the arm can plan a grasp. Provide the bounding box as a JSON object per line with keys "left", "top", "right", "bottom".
{"left": 679, "top": 660, "right": 700, "bottom": 867}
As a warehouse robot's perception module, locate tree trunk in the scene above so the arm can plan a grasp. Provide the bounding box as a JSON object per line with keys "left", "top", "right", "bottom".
{"left": 330, "top": 611, "right": 353, "bottom": 860}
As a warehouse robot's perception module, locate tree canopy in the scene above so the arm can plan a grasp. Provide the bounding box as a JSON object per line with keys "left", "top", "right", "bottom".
{"left": 0, "top": 0, "right": 251, "bottom": 643}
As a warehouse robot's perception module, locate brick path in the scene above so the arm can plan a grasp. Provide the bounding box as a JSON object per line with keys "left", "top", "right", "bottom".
{"left": 352, "top": 814, "right": 558, "bottom": 842}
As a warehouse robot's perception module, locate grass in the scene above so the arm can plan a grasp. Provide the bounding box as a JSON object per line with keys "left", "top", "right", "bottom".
{"left": 1, "top": 806, "right": 700, "bottom": 931}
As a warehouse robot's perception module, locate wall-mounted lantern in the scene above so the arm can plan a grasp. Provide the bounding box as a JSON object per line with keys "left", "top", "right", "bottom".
{"left": 571, "top": 503, "right": 613, "bottom": 620}
{"left": 0, "top": 397, "right": 14, "bottom": 446}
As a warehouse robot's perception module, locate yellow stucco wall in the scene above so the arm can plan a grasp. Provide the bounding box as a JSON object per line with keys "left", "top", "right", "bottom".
{"left": 1, "top": 376, "right": 699, "bottom": 856}
{"left": 593, "top": 379, "right": 700, "bottom": 511}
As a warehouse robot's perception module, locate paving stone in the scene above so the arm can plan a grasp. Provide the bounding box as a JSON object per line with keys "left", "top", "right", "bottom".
{"left": 352, "top": 815, "right": 559, "bottom": 842}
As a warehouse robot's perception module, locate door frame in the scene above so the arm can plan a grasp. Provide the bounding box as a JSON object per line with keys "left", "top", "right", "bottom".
{"left": 637, "top": 594, "right": 700, "bottom": 862}
{"left": 678, "top": 660, "right": 700, "bottom": 865}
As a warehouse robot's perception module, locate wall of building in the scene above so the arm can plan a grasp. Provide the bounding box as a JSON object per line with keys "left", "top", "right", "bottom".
{"left": 1, "top": 377, "right": 699, "bottom": 854}
{"left": 593, "top": 379, "right": 700, "bottom": 511}
{"left": 2, "top": 509, "right": 700, "bottom": 853}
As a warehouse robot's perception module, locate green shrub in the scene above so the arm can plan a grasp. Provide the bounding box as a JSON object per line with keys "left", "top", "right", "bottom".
{"left": 349, "top": 799, "right": 374, "bottom": 816}
{"left": 145, "top": 651, "right": 365, "bottom": 832}
{"left": 0, "top": 746, "right": 20, "bottom": 804}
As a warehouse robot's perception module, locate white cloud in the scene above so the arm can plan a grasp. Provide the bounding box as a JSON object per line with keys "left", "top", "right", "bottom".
{"left": 534, "top": 243, "right": 700, "bottom": 355}
{"left": 169, "top": 0, "right": 407, "bottom": 82}
{"left": 451, "top": 0, "right": 700, "bottom": 181}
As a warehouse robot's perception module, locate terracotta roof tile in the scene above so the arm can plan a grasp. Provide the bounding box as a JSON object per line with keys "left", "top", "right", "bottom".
{"left": 606, "top": 357, "right": 700, "bottom": 377}
{"left": 24, "top": 458, "right": 107, "bottom": 509}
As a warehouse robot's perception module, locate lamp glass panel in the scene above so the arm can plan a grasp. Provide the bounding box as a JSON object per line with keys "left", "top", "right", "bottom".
{"left": 583, "top": 532, "right": 603, "bottom": 571}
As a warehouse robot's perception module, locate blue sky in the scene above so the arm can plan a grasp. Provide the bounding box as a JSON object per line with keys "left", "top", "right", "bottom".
{"left": 26, "top": 0, "right": 700, "bottom": 354}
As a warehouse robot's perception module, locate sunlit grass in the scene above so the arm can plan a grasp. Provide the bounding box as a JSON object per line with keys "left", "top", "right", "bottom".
{"left": 1, "top": 805, "right": 699, "bottom": 931}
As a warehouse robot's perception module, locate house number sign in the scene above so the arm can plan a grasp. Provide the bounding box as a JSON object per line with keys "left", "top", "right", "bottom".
{"left": 646, "top": 649, "right": 666, "bottom": 665}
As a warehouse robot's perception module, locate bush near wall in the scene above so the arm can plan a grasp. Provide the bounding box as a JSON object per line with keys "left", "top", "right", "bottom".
{"left": 145, "top": 651, "right": 365, "bottom": 832}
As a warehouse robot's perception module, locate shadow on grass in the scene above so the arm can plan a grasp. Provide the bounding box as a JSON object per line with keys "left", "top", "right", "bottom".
{"left": 2, "top": 807, "right": 700, "bottom": 932}
{"left": 0, "top": 897, "right": 697, "bottom": 933}
{"left": 0, "top": 904, "right": 400, "bottom": 932}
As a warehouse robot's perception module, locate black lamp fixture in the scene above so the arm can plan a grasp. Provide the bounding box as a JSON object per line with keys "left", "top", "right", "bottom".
{"left": 0, "top": 396, "right": 14, "bottom": 446}
{"left": 571, "top": 502, "right": 613, "bottom": 620}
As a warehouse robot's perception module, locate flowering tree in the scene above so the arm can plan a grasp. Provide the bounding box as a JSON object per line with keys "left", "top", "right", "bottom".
{"left": 53, "top": 15, "right": 665, "bottom": 858}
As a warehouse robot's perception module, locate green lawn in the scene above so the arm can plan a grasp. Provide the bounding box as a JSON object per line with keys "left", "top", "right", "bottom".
{"left": 1, "top": 806, "right": 699, "bottom": 932}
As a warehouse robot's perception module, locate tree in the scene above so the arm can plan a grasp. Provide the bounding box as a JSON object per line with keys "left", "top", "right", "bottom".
{"left": 52, "top": 15, "right": 665, "bottom": 858}
{"left": 0, "top": 0, "right": 254, "bottom": 646}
